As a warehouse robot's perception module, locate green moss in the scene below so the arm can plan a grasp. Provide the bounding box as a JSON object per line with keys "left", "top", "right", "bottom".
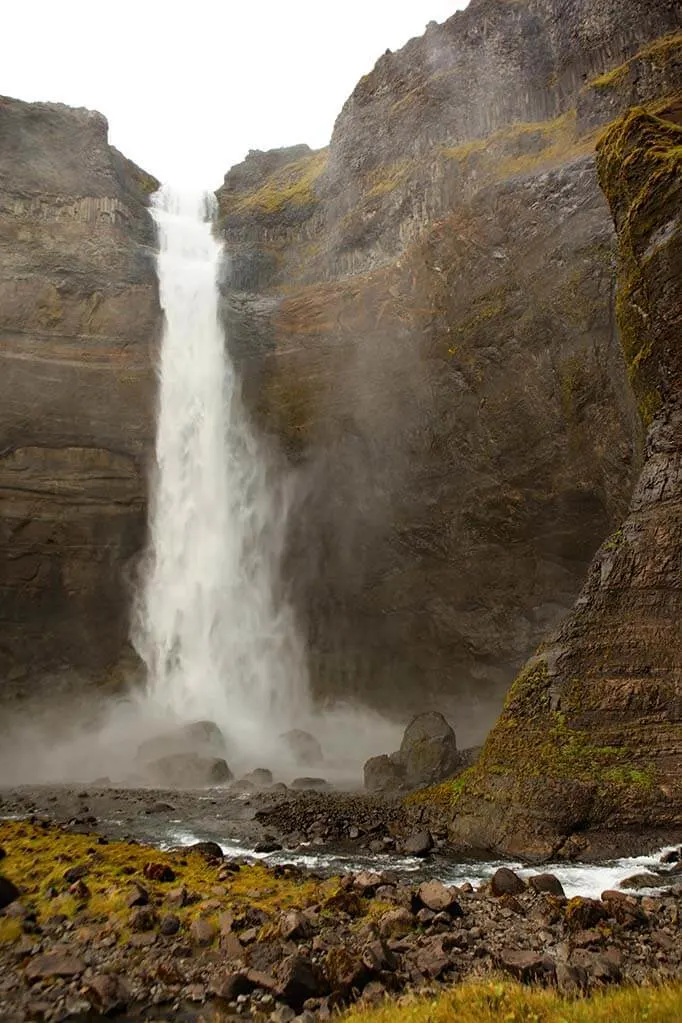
{"left": 366, "top": 160, "right": 412, "bottom": 199}
{"left": 0, "top": 820, "right": 328, "bottom": 942}
{"left": 441, "top": 111, "right": 587, "bottom": 181}
{"left": 603, "top": 528, "right": 624, "bottom": 552}
{"left": 224, "top": 150, "right": 327, "bottom": 216}
{"left": 415, "top": 658, "right": 659, "bottom": 817}
{"left": 597, "top": 109, "right": 682, "bottom": 424}
{"left": 591, "top": 65, "right": 630, "bottom": 91}
{"left": 589, "top": 32, "right": 682, "bottom": 92}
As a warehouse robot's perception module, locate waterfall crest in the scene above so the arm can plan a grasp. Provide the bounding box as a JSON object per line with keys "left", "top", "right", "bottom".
{"left": 132, "top": 187, "right": 308, "bottom": 756}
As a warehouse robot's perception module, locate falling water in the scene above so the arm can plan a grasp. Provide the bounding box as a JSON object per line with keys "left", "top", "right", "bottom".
{"left": 132, "top": 187, "right": 308, "bottom": 758}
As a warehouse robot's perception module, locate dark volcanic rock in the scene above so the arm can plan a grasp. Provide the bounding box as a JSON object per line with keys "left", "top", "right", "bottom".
{"left": 403, "top": 830, "right": 434, "bottom": 857}
{"left": 363, "top": 754, "right": 406, "bottom": 793}
{"left": 276, "top": 954, "right": 324, "bottom": 1008}
{"left": 0, "top": 876, "right": 19, "bottom": 909}
{"left": 400, "top": 712, "right": 461, "bottom": 786}
{"left": 528, "top": 873, "right": 566, "bottom": 897}
{"left": 25, "top": 952, "right": 85, "bottom": 982}
{"left": 491, "top": 868, "right": 526, "bottom": 897}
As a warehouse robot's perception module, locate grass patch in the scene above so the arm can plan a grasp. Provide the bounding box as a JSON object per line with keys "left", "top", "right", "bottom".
{"left": 221, "top": 149, "right": 327, "bottom": 216}
{"left": 589, "top": 32, "right": 682, "bottom": 91}
{"left": 0, "top": 820, "right": 329, "bottom": 940}
{"left": 342, "top": 979, "right": 682, "bottom": 1023}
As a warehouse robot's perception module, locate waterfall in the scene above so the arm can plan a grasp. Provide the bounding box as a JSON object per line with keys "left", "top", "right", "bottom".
{"left": 132, "top": 187, "right": 308, "bottom": 758}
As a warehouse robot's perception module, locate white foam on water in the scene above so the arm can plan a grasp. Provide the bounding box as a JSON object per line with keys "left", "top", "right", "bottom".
{"left": 162, "top": 827, "right": 678, "bottom": 898}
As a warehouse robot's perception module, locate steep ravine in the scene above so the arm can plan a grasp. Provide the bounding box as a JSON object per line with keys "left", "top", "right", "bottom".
{"left": 0, "top": 97, "right": 160, "bottom": 697}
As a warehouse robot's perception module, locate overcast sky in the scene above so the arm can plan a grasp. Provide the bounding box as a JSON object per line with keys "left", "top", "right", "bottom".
{"left": 4, "top": 1, "right": 469, "bottom": 188}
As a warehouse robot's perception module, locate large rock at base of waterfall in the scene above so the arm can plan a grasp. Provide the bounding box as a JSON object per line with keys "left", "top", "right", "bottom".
{"left": 144, "top": 752, "right": 233, "bottom": 788}
{"left": 136, "top": 720, "right": 228, "bottom": 767}
{"left": 363, "top": 753, "right": 407, "bottom": 793}
{"left": 400, "top": 712, "right": 462, "bottom": 787}
{"left": 280, "top": 729, "right": 323, "bottom": 766}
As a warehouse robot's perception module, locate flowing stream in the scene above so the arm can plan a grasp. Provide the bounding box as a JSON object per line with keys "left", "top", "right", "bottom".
{"left": 132, "top": 188, "right": 308, "bottom": 759}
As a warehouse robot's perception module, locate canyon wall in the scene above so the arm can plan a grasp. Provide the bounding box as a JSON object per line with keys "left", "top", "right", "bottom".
{"left": 217, "top": 0, "right": 681, "bottom": 731}
{"left": 0, "top": 97, "right": 159, "bottom": 697}
{"left": 448, "top": 107, "right": 682, "bottom": 858}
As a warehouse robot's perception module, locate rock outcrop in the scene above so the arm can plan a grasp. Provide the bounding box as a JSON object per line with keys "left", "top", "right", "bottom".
{"left": 447, "top": 108, "right": 682, "bottom": 859}
{"left": 217, "top": 3, "right": 681, "bottom": 724}
{"left": 0, "top": 97, "right": 160, "bottom": 694}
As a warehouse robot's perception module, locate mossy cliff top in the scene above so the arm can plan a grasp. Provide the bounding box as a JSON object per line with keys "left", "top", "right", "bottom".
{"left": 217, "top": 148, "right": 327, "bottom": 221}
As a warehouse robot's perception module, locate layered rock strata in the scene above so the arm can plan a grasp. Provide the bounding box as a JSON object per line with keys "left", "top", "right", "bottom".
{"left": 447, "top": 109, "right": 682, "bottom": 858}
{"left": 217, "top": 2, "right": 681, "bottom": 724}
{"left": 0, "top": 97, "right": 159, "bottom": 693}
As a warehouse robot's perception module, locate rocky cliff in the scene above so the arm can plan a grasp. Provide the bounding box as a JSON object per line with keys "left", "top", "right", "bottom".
{"left": 446, "top": 107, "right": 682, "bottom": 859}
{"left": 217, "top": 0, "right": 681, "bottom": 731}
{"left": 0, "top": 97, "right": 159, "bottom": 696}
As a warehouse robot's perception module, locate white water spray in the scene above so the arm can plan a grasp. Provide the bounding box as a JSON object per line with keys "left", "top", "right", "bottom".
{"left": 132, "top": 187, "right": 308, "bottom": 758}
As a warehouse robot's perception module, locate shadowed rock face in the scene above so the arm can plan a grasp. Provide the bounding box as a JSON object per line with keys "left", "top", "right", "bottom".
{"left": 216, "top": 2, "right": 680, "bottom": 728}
{"left": 0, "top": 97, "right": 160, "bottom": 694}
{"left": 447, "top": 109, "right": 682, "bottom": 858}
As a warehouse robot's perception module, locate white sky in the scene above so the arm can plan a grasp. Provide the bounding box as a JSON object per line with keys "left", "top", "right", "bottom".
{"left": 4, "top": 1, "right": 468, "bottom": 188}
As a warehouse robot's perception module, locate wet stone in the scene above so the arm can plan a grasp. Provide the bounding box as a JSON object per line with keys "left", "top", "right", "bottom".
{"left": 528, "top": 873, "right": 565, "bottom": 897}
{"left": 490, "top": 868, "right": 526, "bottom": 897}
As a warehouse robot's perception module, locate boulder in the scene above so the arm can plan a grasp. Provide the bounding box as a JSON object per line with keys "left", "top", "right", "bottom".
{"left": 291, "top": 777, "right": 330, "bottom": 791}
{"left": 87, "top": 974, "right": 131, "bottom": 1014}
{"left": 378, "top": 908, "right": 414, "bottom": 939}
{"left": 186, "top": 841, "right": 224, "bottom": 860}
{"left": 403, "top": 830, "right": 434, "bottom": 857}
{"left": 0, "top": 876, "right": 19, "bottom": 910}
{"left": 144, "top": 752, "right": 233, "bottom": 787}
{"left": 619, "top": 872, "right": 664, "bottom": 891}
{"left": 363, "top": 754, "right": 406, "bottom": 793}
{"left": 244, "top": 768, "right": 274, "bottom": 786}
{"left": 417, "top": 880, "right": 462, "bottom": 914}
{"left": 25, "top": 953, "right": 86, "bottom": 982}
{"left": 137, "top": 720, "right": 227, "bottom": 764}
{"left": 528, "top": 873, "right": 566, "bottom": 897}
{"left": 490, "top": 867, "right": 526, "bottom": 897}
{"left": 400, "top": 712, "right": 462, "bottom": 787}
{"left": 280, "top": 729, "right": 323, "bottom": 766}
{"left": 498, "top": 950, "right": 555, "bottom": 983}
{"left": 275, "top": 954, "right": 324, "bottom": 1008}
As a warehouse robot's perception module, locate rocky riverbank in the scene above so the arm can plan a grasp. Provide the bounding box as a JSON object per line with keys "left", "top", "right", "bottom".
{"left": 2, "top": 816, "right": 682, "bottom": 1022}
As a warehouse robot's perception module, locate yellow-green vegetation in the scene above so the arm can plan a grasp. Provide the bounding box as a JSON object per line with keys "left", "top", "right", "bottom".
{"left": 0, "top": 820, "right": 334, "bottom": 945}
{"left": 589, "top": 32, "right": 682, "bottom": 91}
{"left": 341, "top": 979, "right": 682, "bottom": 1023}
{"left": 591, "top": 64, "right": 630, "bottom": 91}
{"left": 596, "top": 108, "right": 682, "bottom": 424}
{"left": 441, "top": 111, "right": 590, "bottom": 181}
{"left": 410, "top": 659, "right": 657, "bottom": 815}
{"left": 366, "top": 160, "right": 413, "bottom": 199}
{"left": 222, "top": 149, "right": 328, "bottom": 216}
